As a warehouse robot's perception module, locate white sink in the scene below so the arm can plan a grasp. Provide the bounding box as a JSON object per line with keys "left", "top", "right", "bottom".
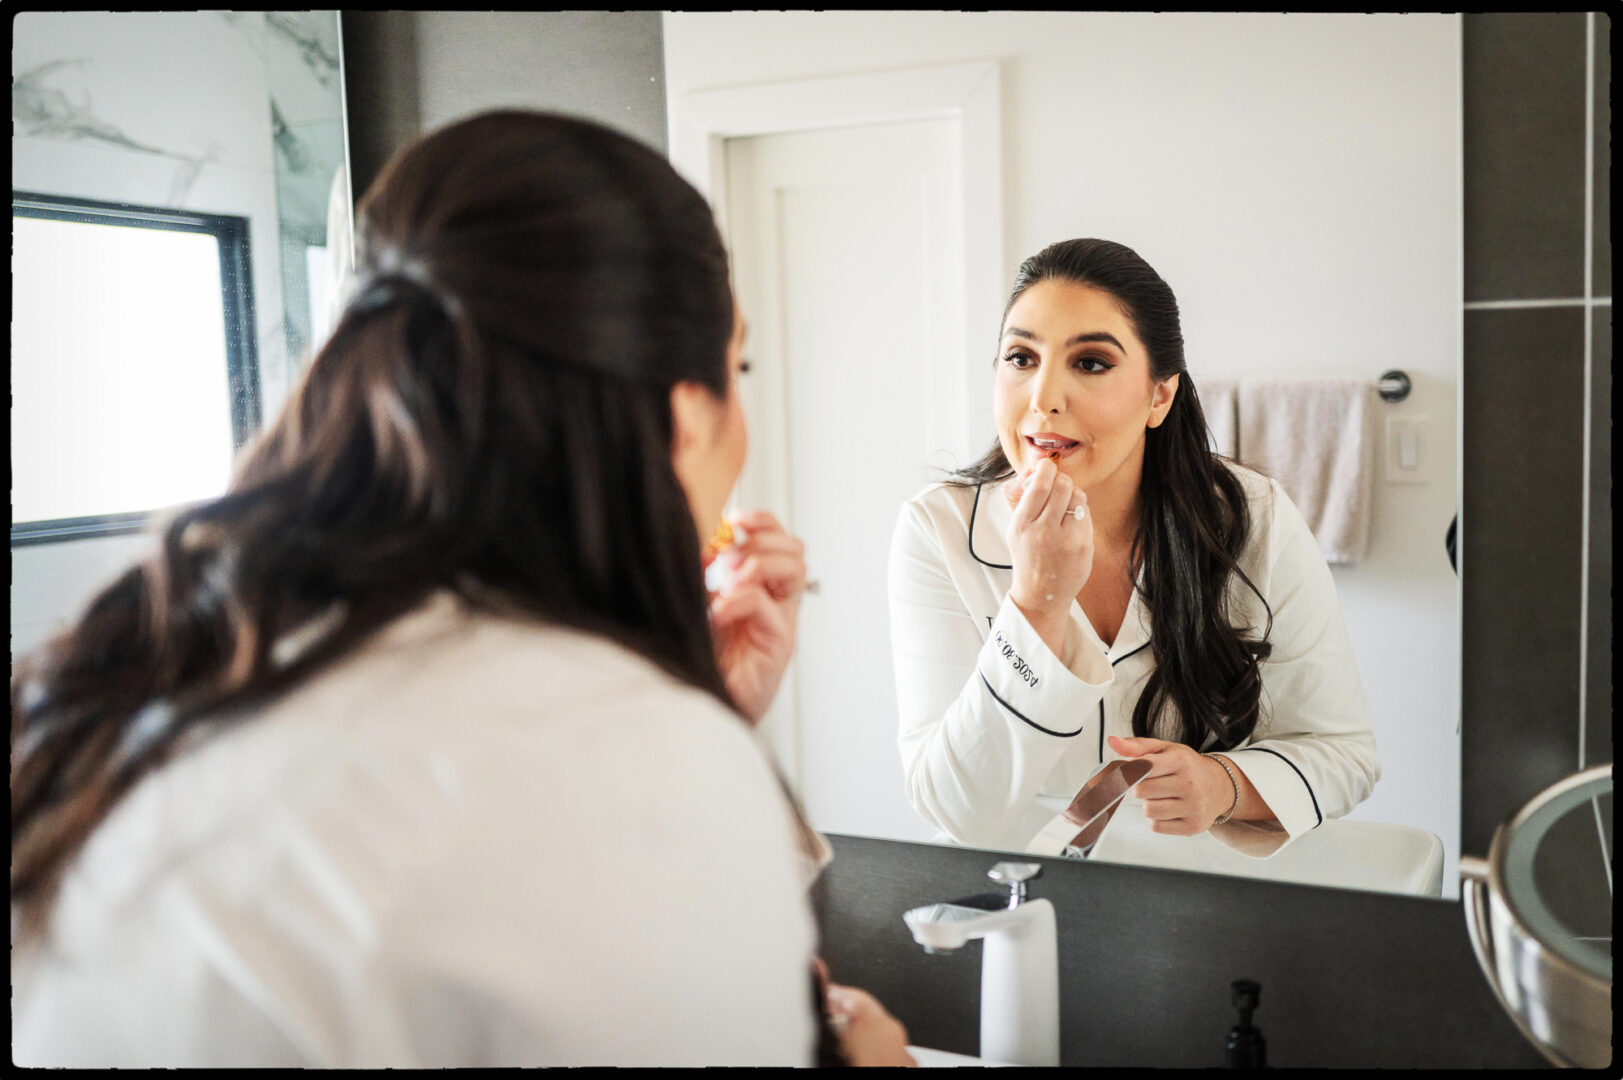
{"left": 1034, "top": 794, "right": 1445, "bottom": 896}
{"left": 907, "top": 1045, "right": 1015, "bottom": 1067}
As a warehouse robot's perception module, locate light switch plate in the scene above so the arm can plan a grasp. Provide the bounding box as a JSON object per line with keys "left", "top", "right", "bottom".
{"left": 1385, "top": 415, "right": 1429, "bottom": 485}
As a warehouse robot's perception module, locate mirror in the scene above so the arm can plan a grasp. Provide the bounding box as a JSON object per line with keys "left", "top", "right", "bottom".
{"left": 11, "top": 11, "right": 1464, "bottom": 902}
{"left": 664, "top": 12, "right": 1463, "bottom": 898}
{"left": 1461, "top": 764, "right": 1612, "bottom": 1067}
{"left": 11, "top": 12, "right": 349, "bottom": 646}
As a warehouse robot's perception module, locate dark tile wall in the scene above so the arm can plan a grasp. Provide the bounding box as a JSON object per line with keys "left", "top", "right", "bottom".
{"left": 1590, "top": 306, "right": 1612, "bottom": 771}
{"left": 1595, "top": 16, "right": 1612, "bottom": 299}
{"left": 1586, "top": 15, "right": 1612, "bottom": 773}
{"left": 1462, "top": 307, "right": 1587, "bottom": 849}
{"left": 818, "top": 834, "right": 1548, "bottom": 1068}
{"left": 1461, "top": 13, "right": 1612, "bottom": 866}
{"left": 1463, "top": 13, "right": 1588, "bottom": 302}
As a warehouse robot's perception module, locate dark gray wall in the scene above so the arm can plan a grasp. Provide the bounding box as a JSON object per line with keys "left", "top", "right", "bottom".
{"left": 1461, "top": 13, "right": 1611, "bottom": 877}
{"left": 338, "top": 11, "right": 421, "bottom": 209}
{"left": 339, "top": 11, "right": 667, "bottom": 201}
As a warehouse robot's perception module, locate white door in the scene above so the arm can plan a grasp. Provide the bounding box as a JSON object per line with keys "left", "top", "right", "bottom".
{"left": 723, "top": 117, "right": 971, "bottom": 842}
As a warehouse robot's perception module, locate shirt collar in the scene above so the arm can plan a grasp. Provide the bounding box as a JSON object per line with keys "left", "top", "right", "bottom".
{"left": 1110, "top": 587, "right": 1153, "bottom": 661}
{"left": 967, "top": 481, "right": 1015, "bottom": 569}
{"left": 967, "top": 481, "right": 1154, "bottom": 660}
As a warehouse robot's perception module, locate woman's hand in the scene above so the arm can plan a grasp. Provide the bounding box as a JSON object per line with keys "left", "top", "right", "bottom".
{"left": 706, "top": 509, "right": 807, "bottom": 725}
{"left": 1004, "top": 458, "right": 1093, "bottom": 654}
{"left": 815, "top": 959, "right": 916, "bottom": 1067}
{"left": 1108, "top": 735, "right": 1238, "bottom": 834}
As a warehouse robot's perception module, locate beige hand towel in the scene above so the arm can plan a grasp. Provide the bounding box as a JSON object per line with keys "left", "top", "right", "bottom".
{"left": 1201, "top": 378, "right": 1239, "bottom": 457}
{"left": 1236, "top": 379, "right": 1373, "bottom": 564}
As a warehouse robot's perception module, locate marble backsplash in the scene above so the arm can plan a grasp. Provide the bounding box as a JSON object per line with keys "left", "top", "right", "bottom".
{"left": 13, "top": 11, "right": 350, "bottom": 419}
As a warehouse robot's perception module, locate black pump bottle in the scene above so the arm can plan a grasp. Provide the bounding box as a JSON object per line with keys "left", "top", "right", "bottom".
{"left": 1224, "top": 979, "right": 1266, "bottom": 1068}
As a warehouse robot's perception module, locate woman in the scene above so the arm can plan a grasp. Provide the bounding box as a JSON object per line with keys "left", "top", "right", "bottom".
{"left": 12, "top": 111, "right": 911, "bottom": 1067}
{"left": 888, "top": 238, "right": 1379, "bottom": 856}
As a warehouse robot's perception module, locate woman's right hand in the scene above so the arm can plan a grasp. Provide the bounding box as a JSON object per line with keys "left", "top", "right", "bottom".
{"left": 825, "top": 985, "right": 917, "bottom": 1067}
{"left": 814, "top": 958, "right": 916, "bottom": 1067}
{"left": 705, "top": 509, "right": 808, "bottom": 725}
{"left": 1003, "top": 458, "right": 1093, "bottom": 650}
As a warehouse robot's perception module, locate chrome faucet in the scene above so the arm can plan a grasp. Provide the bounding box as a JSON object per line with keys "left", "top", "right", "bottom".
{"left": 903, "top": 861, "right": 1060, "bottom": 1067}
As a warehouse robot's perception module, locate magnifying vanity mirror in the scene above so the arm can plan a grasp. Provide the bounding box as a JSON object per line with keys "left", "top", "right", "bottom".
{"left": 12, "top": 12, "right": 1472, "bottom": 907}
{"left": 1462, "top": 764, "right": 1612, "bottom": 1067}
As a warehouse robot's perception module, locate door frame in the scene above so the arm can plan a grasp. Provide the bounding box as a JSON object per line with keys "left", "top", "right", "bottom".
{"left": 668, "top": 62, "right": 1005, "bottom": 799}
{"left": 668, "top": 60, "right": 1007, "bottom": 453}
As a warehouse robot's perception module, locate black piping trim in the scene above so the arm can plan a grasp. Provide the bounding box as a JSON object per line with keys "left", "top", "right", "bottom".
{"left": 973, "top": 485, "right": 1159, "bottom": 668}
{"left": 978, "top": 671, "right": 1085, "bottom": 738}
{"left": 1234, "top": 746, "right": 1323, "bottom": 828}
{"left": 967, "top": 484, "right": 1014, "bottom": 570}
{"left": 1098, "top": 641, "right": 1150, "bottom": 762}
{"left": 1110, "top": 640, "right": 1152, "bottom": 666}
{"left": 974, "top": 482, "right": 1157, "bottom": 665}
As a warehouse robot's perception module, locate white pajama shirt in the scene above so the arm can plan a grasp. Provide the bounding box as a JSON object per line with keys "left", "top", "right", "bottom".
{"left": 12, "top": 593, "right": 818, "bottom": 1067}
{"left": 888, "top": 461, "right": 1380, "bottom": 857}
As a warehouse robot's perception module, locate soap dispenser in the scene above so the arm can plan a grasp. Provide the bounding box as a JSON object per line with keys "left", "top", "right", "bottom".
{"left": 1224, "top": 978, "right": 1266, "bottom": 1068}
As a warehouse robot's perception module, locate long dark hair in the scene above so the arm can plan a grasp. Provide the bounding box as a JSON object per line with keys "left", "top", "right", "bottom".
{"left": 10, "top": 112, "right": 826, "bottom": 960}
{"left": 952, "top": 238, "right": 1273, "bottom": 751}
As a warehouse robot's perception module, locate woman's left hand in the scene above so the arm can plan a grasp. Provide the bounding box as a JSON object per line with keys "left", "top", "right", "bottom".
{"left": 1107, "top": 734, "right": 1236, "bottom": 834}
{"left": 706, "top": 509, "right": 808, "bottom": 725}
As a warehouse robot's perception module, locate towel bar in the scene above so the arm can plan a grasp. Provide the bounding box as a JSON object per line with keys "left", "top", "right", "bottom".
{"left": 1376, "top": 369, "right": 1411, "bottom": 402}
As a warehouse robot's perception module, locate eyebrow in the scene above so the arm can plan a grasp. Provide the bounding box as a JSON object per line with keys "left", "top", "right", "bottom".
{"left": 1004, "top": 327, "right": 1127, "bottom": 352}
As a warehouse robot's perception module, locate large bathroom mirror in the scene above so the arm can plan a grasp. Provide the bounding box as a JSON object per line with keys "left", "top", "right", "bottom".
{"left": 11, "top": 11, "right": 1465, "bottom": 904}
{"left": 11, "top": 12, "right": 349, "bottom": 648}
{"left": 664, "top": 12, "right": 1464, "bottom": 899}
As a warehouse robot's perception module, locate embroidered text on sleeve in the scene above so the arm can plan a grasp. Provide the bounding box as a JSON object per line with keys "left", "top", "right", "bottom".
{"left": 992, "top": 629, "right": 1040, "bottom": 688}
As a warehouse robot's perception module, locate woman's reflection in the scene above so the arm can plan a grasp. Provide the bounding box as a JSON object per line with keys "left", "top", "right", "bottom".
{"left": 888, "top": 238, "right": 1379, "bottom": 857}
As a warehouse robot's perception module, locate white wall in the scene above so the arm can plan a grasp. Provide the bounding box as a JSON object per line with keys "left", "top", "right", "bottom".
{"left": 664, "top": 12, "right": 1463, "bottom": 884}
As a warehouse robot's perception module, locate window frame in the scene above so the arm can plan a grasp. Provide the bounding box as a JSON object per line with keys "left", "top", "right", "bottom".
{"left": 10, "top": 191, "right": 260, "bottom": 547}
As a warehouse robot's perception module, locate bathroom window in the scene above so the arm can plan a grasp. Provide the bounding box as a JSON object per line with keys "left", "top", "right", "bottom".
{"left": 11, "top": 193, "right": 258, "bottom": 545}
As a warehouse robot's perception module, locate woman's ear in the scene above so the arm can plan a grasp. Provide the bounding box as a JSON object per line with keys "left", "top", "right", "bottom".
{"left": 669, "top": 379, "right": 716, "bottom": 463}
{"left": 1146, "top": 373, "right": 1180, "bottom": 429}
{"left": 668, "top": 379, "right": 723, "bottom": 520}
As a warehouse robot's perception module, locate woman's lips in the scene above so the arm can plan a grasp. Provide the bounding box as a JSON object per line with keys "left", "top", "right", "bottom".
{"left": 1026, "top": 434, "right": 1081, "bottom": 460}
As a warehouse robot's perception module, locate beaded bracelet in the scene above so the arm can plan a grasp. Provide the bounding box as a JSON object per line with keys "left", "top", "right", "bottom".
{"left": 1205, "top": 753, "right": 1241, "bottom": 826}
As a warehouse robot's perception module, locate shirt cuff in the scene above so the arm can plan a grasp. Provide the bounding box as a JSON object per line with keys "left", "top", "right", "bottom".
{"left": 978, "top": 597, "right": 1112, "bottom": 738}
{"left": 1209, "top": 746, "right": 1324, "bottom": 857}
